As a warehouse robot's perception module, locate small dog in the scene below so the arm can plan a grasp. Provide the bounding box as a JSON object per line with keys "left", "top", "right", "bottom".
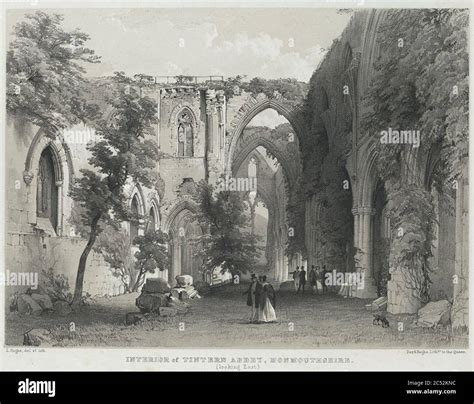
{"left": 373, "top": 313, "right": 390, "bottom": 328}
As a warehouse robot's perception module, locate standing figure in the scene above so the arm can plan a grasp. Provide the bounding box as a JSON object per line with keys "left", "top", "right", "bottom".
{"left": 293, "top": 266, "right": 300, "bottom": 292}
{"left": 257, "top": 276, "right": 277, "bottom": 323}
{"left": 315, "top": 266, "right": 323, "bottom": 293}
{"left": 243, "top": 274, "right": 258, "bottom": 322}
{"left": 322, "top": 265, "right": 328, "bottom": 294}
{"left": 297, "top": 266, "right": 306, "bottom": 294}
{"left": 309, "top": 266, "right": 317, "bottom": 294}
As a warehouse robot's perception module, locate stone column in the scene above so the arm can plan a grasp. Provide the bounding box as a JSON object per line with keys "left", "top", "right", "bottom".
{"left": 352, "top": 206, "right": 377, "bottom": 298}
{"left": 452, "top": 162, "right": 468, "bottom": 331}
{"left": 216, "top": 93, "right": 225, "bottom": 162}
{"left": 55, "top": 180, "right": 63, "bottom": 236}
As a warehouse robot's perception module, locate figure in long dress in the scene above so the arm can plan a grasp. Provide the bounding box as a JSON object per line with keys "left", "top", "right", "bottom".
{"left": 257, "top": 276, "right": 277, "bottom": 323}
{"left": 243, "top": 274, "right": 258, "bottom": 322}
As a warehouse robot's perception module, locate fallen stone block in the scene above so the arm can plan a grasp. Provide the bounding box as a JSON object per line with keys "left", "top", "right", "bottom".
{"left": 417, "top": 300, "right": 451, "bottom": 328}
{"left": 31, "top": 293, "right": 53, "bottom": 311}
{"left": 175, "top": 274, "right": 193, "bottom": 287}
{"left": 136, "top": 293, "right": 168, "bottom": 313}
{"left": 125, "top": 312, "right": 145, "bottom": 325}
{"left": 366, "top": 296, "right": 388, "bottom": 311}
{"left": 159, "top": 307, "right": 178, "bottom": 317}
{"left": 23, "top": 328, "right": 54, "bottom": 347}
{"left": 142, "top": 278, "right": 171, "bottom": 294}
{"left": 17, "top": 294, "right": 42, "bottom": 315}
{"left": 53, "top": 300, "right": 73, "bottom": 316}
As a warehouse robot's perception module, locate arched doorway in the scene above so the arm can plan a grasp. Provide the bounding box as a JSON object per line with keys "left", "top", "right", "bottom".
{"left": 36, "top": 146, "right": 59, "bottom": 232}
{"left": 167, "top": 203, "right": 204, "bottom": 284}
{"left": 372, "top": 179, "right": 390, "bottom": 297}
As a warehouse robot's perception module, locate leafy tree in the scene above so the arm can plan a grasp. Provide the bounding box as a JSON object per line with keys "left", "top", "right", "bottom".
{"left": 133, "top": 230, "right": 170, "bottom": 291}
{"left": 94, "top": 227, "right": 136, "bottom": 293}
{"left": 69, "top": 73, "right": 159, "bottom": 306}
{"left": 192, "top": 180, "right": 261, "bottom": 276}
{"left": 7, "top": 11, "right": 101, "bottom": 134}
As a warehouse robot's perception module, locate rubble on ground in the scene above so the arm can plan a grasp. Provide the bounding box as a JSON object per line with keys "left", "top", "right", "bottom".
{"left": 365, "top": 296, "right": 388, "bottom": 311}
{"left": 416, "top": 300, "right": 451, "bottom": 328}
{"left": 130, "top": 276, "right": 200, "bottom": 324}
{"left": 23, "top": 328, "right": 54, "bottom": 347}
{"left": 10, "top": 289, "right": 69, "bottom": 316}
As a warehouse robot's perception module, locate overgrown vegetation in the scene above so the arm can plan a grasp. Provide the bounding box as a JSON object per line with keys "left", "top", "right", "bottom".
{"left": 362, "top": 9, "right": 468, "bottom": 304}
{"left": 192, "top": 179, "right": 262, "bottom": 276}
{"left": 7, "top": 11, "right": 100, "bottom": 134}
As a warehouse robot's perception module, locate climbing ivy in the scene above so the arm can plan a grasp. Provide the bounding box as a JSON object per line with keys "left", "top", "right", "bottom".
{"left": 362, "top": 9, "right": 468, "bottom": 303}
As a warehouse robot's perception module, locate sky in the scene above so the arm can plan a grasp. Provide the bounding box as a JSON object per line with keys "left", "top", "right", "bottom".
{"left": 6, "top": 8, "right": 352, "bottom": 82}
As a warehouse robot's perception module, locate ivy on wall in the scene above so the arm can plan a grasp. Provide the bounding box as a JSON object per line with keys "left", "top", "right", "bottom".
{"left": 361, "top": 9, "right": 468, "bottom": 303}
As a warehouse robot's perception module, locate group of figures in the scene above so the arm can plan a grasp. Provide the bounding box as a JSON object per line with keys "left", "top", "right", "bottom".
{"left": 244, "top": 274, "right": 277, "bottom": 323}
{"left": 292, "top": 265, "right": 329, "bottom": 294}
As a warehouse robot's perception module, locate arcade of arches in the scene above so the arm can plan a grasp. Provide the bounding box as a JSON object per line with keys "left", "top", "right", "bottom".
{"left": 6, "top": 10, "right": 467, "bottom": 330}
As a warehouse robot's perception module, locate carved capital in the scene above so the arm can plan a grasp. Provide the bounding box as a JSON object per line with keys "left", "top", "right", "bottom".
{"left": 352, "top": 206, "right": 375, "bottom": 216}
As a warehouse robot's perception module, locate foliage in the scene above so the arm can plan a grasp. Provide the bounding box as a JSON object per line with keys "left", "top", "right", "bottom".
{"left": 312, "top": 157, "right": 353, "bottom": 270}
{"left": 69, "top": 72, "right": 160, "bottom": 305}
{"left": 361, "top": 9, "right": 468, "bottom": 302}
{"left": 373, "top": 239, "right": 390, "bottom": 297}
{"left": 285, "top": 176, "right": 307, "bottom": 260}
{"left": 94, "top": 227, "right": 136, "bottom": 293}
{"left": 242, "top": 77, "right": 308, "bottom": 102}
{"left": 40, "top": 268, "right": 73, "bottom": 303}
{"left": 7, "top": 11, "right": 101, "bottom": 134}
{"left": 133, "top": 230, "right": 170, "bottom": 291}
{"left": 192, "top": 179, "right": 261, "bottom": 275}
{"left": 206, "top": 76, "right": 308, "bottom": 102}
{"left": 205, "top": 75, "right": 246, "bottom": 99}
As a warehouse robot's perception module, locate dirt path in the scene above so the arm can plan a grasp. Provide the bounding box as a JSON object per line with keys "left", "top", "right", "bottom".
{"left": 5, "top": 284, "right": 461, "bottom": 348}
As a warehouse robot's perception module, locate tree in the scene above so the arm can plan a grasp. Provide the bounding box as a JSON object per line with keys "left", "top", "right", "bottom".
{"left": 192, "top": 180, "right": 261, "bottom": 276}
{"left": 94, "top": 227, "right": 136, "bottom": 293}
{"left": 133, "top": 230, "right": 170, "bottom": 291}
{"left": 7, "top": 11, "right": 101, "bottom": 134}
{"left": 69, "top": 73, "right": 159, "bottom": 306}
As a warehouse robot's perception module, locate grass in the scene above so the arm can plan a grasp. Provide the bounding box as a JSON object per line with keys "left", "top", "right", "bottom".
{"left": 5, "top": 284, "right": 467, "bottom": 348}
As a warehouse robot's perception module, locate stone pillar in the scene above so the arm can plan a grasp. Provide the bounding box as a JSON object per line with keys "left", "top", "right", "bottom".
{"left": 452, "top": 162, "right": 468, "bottom": 331}
{"left": 352, "top": 206, "right": 377, "bottom": 298}
{"left": 55, "top": 181, "right": 63, "bottom": 236}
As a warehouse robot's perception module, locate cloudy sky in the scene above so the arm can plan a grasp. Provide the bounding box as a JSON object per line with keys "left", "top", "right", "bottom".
{"left": 7, "top": 8, "right": 351, "bottom": 82}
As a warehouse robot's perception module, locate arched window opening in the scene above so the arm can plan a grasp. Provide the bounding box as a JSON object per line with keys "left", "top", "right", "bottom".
{"left": 130, "top": 194, "right": 140, "bottom": 242}
{"left": 36, "top": 147, "right": 58, "bottom": 232}
{"left": 147, "top": 206, "right": 157, "bottom": 233}
{"left": 177, "top": 111, "right": 194, "bottom": 157}
{"left": 248, "top": 157, "right": 257, "bottom": 178}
